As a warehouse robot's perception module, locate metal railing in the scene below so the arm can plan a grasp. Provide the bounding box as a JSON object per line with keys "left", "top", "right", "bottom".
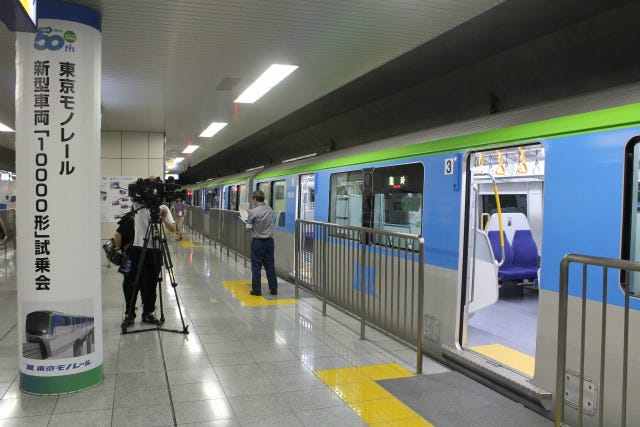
{"left": 0, "top": 209, "right": 16, "bottom": 257}
{"left": 555, "top": 254, "right": 639, "bottom": 427}
{"left": 207, "top": 208, "right": 251, "bottom": 261}
{"left": 294, "top": 219, "right": 425, "bottom": 374}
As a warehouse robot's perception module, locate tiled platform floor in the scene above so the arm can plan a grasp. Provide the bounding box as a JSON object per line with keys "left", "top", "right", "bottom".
{"left": 0, "top": 232, "right": 553, "bottom": 426}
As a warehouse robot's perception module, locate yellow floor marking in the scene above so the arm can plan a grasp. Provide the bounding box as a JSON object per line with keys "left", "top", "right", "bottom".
{"left": 315, "top": 363, "right": 434, "bottom": 426}
{"left": 220, "top": 280, "right": 298, "bottom": 306}
{"left": 470, "top": 343, "right": 535, "bottom": 377}
{"left": 178, "top": 240, "right": 208, "bottom": 248}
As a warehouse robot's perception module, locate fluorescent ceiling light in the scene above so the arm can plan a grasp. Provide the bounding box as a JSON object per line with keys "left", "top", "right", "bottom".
{"left": 199, "top": 122, "right": 228, "bottom": 138}
{"left": 174, "top": 157, "right": 185, "bottom": 163}
{"left": 245, "top": 165, "right": 264, "bottom": 172}
{"left": 0, "top": 122, "right": 14, "bottom": 132}
{"left": 235, "top": 64, "right": 299, "bottom": 103}
{"left": 182, "top": 145, "right": 199, "bottom": 154}
{"left": 282, "top": 152, "right": 317, "bottom": 163}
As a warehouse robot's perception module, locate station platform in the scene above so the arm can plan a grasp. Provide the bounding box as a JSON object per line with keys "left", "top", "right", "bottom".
{"left": 0, "top": 231, "right": 553, "bottom": 426}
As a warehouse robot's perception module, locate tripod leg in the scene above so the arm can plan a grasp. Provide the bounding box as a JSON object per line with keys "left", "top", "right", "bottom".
{"left": 122, "top": 223, "right": 153, "bottom": 333}
{"left": 159, "top": 221, "right": 189, "bottom": 333}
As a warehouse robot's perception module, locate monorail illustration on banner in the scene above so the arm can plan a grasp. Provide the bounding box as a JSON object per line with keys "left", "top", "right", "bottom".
{"left": 23, "top": 310, "right": 95, "bottom": 360}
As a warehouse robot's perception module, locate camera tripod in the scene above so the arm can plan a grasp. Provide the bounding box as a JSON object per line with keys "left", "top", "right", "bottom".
{"left": 121, "top": 205, "right": 189, "bottom": 335}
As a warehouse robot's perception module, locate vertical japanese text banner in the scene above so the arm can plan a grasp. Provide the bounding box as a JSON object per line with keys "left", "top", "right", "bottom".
{"left": 14, "top": 1, "right": 103, "bottom": 394}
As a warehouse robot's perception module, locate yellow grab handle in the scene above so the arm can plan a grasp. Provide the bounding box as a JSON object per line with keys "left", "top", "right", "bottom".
{"left": 517, "top": 148, "right": 528, "bottom": 174}
{"left": 495, "top": 152, "right": 506, "bottom": 175}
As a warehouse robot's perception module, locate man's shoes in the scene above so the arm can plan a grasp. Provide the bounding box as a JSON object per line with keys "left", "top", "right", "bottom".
{"left": 120, "top": 315, "right": 135, "bottom": 328}
{"left": 141, "top": 313, "right": 161, "bottom": 325}
{"left": 250, "top": 290, "right": 261, "bottom": 296}
{"left": 270, "top": 289, "right": 277, "bottom": 295}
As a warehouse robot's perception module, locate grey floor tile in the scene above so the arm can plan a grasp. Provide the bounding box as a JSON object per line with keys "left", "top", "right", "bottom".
{"left": 114, "top": 384, "right": 171, "bottom": 408}
{"left": 115, "top": 370, "right": 167, "bottom": 390}
{"left": 167, "top": 367, "right": 219, "bottom": 385}
{"left": 178, "top": 419, "right": 240, "bottom": 427}
{"left": 171, "top": 381, "right": 227, "bottom": 402}
{"left": 0, "top": 395, "right": 58, "bottom": 419}
{"left": 238, "top": 412, "right": 304, "bottom": 427}
{"left": 208, "top": 351, "right": 255, "bottom": 367}
{"left": 268, "top": 372, "right": 326, "bottom": 393}
{"left": 48, "top": 409, "right": 112, "bottom": 427}
{"left": 0, "top": 415, "right": 52, "bottom": 426}
{"left": 53, "top": 388, "right": 115, "bottom": 413}
{"left": 214, "top": 363, "right": 266, "bottom": 381}
{"left": 220, "top": 377, "right": 276, "bottom": 398}
{"left": 296, "top": 406, "right": 367, "bottom": 427}
{"left": 112, "top": 403, "right": 174, "bottom": 427}
{"left": 174, "top": 398, "right": 236, "bottom": 424}
{"left": 281, "top": 387, "right": 344, "bottom": 412}
{"left": 227, "top": 393, "right": 290, "bottom": 419}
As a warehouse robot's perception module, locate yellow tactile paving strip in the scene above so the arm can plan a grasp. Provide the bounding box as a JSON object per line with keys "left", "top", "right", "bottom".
{"left": 178, "top": 239, "right": 209, "bottom": 248}
{"left": 315, "top": 363, "right": 434, "bottom": 426}
{"left": 470, "top": 344, "right": 535, "bottom": 377}
{"left": 220, "top": 280, "right": 298, "bottom": 306}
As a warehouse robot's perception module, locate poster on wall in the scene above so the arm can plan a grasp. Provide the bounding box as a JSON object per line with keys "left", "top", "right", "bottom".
{"left": 100, "top": 176, "right": 136, "bottom": 222}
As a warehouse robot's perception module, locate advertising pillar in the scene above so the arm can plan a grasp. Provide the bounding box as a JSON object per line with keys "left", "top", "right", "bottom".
{"left": 14, "top": 0, "right": 103, "bottom": 394}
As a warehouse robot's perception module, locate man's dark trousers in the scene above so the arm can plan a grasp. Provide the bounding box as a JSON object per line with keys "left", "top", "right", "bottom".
{"left": 251, "top": 237, "right": 277, "bottom": 293}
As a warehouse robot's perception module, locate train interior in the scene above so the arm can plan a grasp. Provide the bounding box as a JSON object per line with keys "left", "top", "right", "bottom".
{"left": 463, "top": 144, "right": 545, "bottom": 377}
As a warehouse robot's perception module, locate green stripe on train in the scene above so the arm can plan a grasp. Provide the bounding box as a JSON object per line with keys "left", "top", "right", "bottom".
{"left": 20, "top": 365, "right": 103, "bottom": 394}
{"left": 254, "top": 103, "right": 640, "bottom": 180}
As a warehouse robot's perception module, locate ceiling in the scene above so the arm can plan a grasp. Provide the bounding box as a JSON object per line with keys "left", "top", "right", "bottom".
{"left": 0, "top": 0, "right": 505, "bottom": 171}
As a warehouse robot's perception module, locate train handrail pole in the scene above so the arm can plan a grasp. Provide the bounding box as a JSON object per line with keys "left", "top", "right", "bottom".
{"left": 555, "top": 254, "right": 640, "bottom": 427}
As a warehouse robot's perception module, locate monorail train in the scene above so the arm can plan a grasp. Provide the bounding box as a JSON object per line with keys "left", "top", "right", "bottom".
{"left": 185, "top": 89, "right": 640, "bottom": 425}
{"left": 24, "top": 310, "right": 95, "bottom": 359}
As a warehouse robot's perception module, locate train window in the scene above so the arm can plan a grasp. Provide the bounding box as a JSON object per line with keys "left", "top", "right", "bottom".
{"left": 205, "top": 188, "right": 218, "bottom": 211}
{"left": 272, "top": 180, "right": 286, "bottom": 227}
{"left": 238, "top": 184, "right": 247, "bottom": 211}
{"left": 329, "top": 170, "right": 363, "bottom": 227}
{"left": 299, "top": 174, "right": 315, "bottom": 221}
{"left": 371, "top": 163, "right": 424, "bottom": 242}
{"left": 228, "top": 185, "right": 239, "bottom": 210}
{"left": 622, "top": 137, "right": 640, "bottom": 296}
{"left": 257, "top": 182, "right": 271, "bottom": 206}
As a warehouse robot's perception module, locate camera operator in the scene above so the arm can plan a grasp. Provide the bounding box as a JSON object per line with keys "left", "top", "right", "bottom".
{"left": 128, "top": 179, "right": 176, "bottom": 325}
{"left": 116, "top": 212, "right": 136, "bottom": 328}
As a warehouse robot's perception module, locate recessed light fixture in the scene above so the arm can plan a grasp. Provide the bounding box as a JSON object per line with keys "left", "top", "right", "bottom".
{"left": 235, "top": 64, "right": 299, "bottom": 104}
{"left": 245, "top": 165, "right": 264, "bottom": 172}
{"left": 199, "top": 122, "right": 227, "bottom": 138}
{"left": 0, "top": 122, "right": 14, "bottom": 132}
{"left": 282, "top": 152, "right": 317, "bottom": 163}
{"left": 182, "top": 145, "right": 199, "bottom": 154}
{"left": 174, "top": 157, "right": 185, "bottom": 163}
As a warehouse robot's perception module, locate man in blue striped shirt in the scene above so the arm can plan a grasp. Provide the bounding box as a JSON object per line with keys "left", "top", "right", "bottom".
{"left": 246, "top": 190, "right": 278, "bottom": 296}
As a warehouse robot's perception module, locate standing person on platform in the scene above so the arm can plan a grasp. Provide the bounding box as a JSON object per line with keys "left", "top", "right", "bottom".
{"left": 128, "top": 180, "right": 177, "bottom": 325}
{"left": 115, "top": 212, "right": 136, "bottom": 327}
{"left": 246, "top": 190, "right": 278, "bottom": 296}
{"left": 0, "top": 216, "right": 7, "bottom": 243}
{"left": 171, "top": 196, "right": 187, "bottom": 240}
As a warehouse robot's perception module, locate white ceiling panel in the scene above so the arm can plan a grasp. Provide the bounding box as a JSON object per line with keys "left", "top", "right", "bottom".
{"left": 0, "top": 0, "right": 504, "bottom": 168}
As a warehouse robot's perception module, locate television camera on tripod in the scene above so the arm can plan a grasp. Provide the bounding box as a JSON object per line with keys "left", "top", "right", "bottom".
{"left": 121, "top": 176, "right": 189, "bottom": 335}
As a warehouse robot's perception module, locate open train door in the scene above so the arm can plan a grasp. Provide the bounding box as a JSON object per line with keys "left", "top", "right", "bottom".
{"left": 461, "top": 144, "right": 545, "bottom": 377}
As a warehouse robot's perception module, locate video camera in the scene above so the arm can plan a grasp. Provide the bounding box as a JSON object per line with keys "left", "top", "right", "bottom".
{"left": 102, "top": 238, "right": 131, "bottom": 274}
{"left": 128, "top": 176, "right": 180, "bottom": 209}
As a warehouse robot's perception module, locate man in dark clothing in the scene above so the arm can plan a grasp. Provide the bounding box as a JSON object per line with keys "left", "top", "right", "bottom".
{"left": 115, "top": 213, "right": 136, "bottom": 327}
{"left": 246, "top": 190, "right": 278, "bottom": 296}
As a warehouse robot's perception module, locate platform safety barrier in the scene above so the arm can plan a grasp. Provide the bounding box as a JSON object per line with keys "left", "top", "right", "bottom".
{"left": 0, "top": 209, "right": 16, "bottom": 258}
{"left": 556, "top": 254, "right": 639, "bottom": 427}
{"left": 294, "top": 219, "right": 425, "bottom": 374}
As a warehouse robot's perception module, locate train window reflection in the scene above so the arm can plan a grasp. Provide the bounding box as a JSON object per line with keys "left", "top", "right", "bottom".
{"left": 329, "top": 170, "right": 363, "bottom": 227}
{"left": 622, "top": 137, "right": 640, "bottom": 296}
